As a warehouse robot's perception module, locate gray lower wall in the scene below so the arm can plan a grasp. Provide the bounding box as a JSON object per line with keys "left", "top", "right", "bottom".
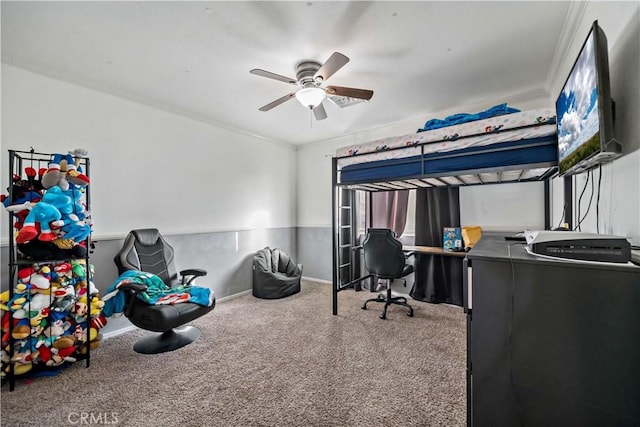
{"left": 2, "top": 227, "right": 298, "bottom": 335}
{"left": 296, "top": 226, "right": 332, "bottom": 282}
{"left": 294, "top": 227, "right": 416, "bottom": 284}
{"left": 1, "top": 226, "right": 415, "bottom": 335}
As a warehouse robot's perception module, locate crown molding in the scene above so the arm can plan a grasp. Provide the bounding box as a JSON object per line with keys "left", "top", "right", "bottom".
{"left": 501, "top": 88, "right": 551, "bottom": 105}
{"left": 545, "top": 1, "right": 589, "bottom": 95}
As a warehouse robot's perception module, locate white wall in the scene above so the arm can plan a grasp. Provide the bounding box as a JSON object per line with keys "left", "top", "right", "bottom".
{"left": 459, "top": 182, "right": 545, "bottom": 232}
{"left": 1, "top": 65, "right": 297, "bottom": 242}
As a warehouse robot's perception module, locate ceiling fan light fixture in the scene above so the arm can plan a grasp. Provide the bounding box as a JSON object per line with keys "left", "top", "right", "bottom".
{"left": 295, "top": 87, "right": 326, "bottom": 108}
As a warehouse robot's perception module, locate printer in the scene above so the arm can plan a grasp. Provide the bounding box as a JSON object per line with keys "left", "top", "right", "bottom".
{"left": 524, "top": 230, "right": 631, "bottom": 263}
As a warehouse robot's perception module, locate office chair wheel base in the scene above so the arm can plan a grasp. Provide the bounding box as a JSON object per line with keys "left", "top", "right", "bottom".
{"left": 407, "top": 311, "right": 414, "bottom": 317}
{"left": 133, "top": 325, "right": 201, "bottom": 354}
{"left": 361, "top": 303, "right": 367, "bottom": 310}
{"left": 380, "top": 313, "right": 386, "bottom": 320}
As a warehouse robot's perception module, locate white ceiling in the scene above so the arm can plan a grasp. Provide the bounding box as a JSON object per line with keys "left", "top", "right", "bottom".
{"left": 1, "top": 1, "right": 573, "bottom": 145}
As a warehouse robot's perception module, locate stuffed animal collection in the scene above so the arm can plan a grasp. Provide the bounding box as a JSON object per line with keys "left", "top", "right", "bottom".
{"left": 2, "top": 149, "right": 92, "bottom": 261}
{"left": 1, "top": 149, "right": 106, "bottom": 379}
{"left": 1, "top": 263, "right": 107, "bottom": 378}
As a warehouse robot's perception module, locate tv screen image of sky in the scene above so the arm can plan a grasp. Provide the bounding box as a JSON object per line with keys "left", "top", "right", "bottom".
{"left": 556, "top": 32, "right": 599, "bottom": 161}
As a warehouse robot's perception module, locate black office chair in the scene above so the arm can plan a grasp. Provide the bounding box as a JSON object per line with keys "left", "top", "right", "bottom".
{"left": 361, "top": 228, "right": 415, "bottom": 319}
{"left": 114, "top": 228, "right": 215, "bottom": 354}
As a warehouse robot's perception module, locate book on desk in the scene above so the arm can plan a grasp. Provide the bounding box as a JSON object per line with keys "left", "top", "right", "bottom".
{"left": 443, "top": 227, "right": 463, "bottom": 251}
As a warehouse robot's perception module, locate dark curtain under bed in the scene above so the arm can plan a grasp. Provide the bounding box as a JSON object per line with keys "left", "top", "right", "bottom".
{"left": 410, "top": 187, "right": 464, "bottom": 307}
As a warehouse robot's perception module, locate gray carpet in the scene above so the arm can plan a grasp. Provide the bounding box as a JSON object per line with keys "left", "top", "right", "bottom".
{"left": 1, "top": 281, "right": 467, "bottom": 426}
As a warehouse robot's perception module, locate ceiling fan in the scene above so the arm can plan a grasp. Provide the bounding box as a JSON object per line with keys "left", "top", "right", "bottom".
{"left": 250, "top": 52, "right": 374, "bottom": 121}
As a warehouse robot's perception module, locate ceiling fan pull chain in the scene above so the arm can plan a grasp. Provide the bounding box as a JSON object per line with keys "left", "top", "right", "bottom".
{"left": 309, "top": 106, "right": 313, "bottom": 128}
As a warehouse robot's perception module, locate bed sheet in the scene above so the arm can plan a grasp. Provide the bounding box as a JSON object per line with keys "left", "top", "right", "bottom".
{"left": 336, "top": 108, "right": 556, "bottom": 168}
{"left": 339, "top": 135, "right": 558, "bottom": 184}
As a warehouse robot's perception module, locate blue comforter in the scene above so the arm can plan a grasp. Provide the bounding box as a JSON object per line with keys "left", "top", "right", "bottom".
{"left": 418, "top": 103, "right": 520, "bottom": 132}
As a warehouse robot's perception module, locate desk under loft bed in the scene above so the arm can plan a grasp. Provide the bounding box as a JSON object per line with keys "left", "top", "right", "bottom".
{"left": 331, "top": 108, "right": 563, "bottom": 315}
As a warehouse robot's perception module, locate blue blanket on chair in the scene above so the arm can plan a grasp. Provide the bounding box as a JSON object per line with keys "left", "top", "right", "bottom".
{"left": 102, "top": 271, "right": 214, "bottom": 317}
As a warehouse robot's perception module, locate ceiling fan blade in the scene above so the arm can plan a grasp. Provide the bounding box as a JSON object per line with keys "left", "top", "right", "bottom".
{"left": 250, "top": 69, "right": 297, "bottom": 85}
{"left": 313, "top": 103, "right": 328, "bottom": 121}
{"left": 314, "top": 52, "right": 349, "bottom": 82}
{"left": 258, "top": 93, "right": 296, "bottom": 111}
{"left": 325, "top": 85, "right": 373, "bottom": 100}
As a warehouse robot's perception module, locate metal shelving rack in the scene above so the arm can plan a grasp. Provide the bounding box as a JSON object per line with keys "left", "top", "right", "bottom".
{"left": 3, "top": 149, "right": 93, "bottom": 391}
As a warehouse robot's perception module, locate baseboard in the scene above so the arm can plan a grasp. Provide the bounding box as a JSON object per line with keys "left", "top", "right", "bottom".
{"left": 302, "top": 276, "right": 331, "bottom": 284}
{"left": 101, "top": 325, "right": 138, "bottom": 340}
{"left": 217, "top": 289, "right": 252, "bottom": 302}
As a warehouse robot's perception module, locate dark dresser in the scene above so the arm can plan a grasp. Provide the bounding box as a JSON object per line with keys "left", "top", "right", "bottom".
{"left": 464, "top": 233, "right": 640, "bottom": 426}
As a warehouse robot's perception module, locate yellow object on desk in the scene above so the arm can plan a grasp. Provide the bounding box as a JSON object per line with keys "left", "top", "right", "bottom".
{"left": 462, "top": 226, "right": 482, "bottom": 248}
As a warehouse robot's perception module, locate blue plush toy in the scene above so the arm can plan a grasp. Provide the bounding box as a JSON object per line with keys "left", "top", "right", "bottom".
{"left": 58, "top": 188, "right": 91, "bottom": 243}
{"left": 41, "top": 151, "right": 90, "bottom": 190}
{"left": 1, "top": 190, "right": 41, "bottom": 209}
{"left": 14, "top": 202, "right": 63, "bottom": 244}
{"left": 22, "top": 186, "right": 91, "bottom": 244}
{"left": 14, "top": 186, "right": 78, "bottom": 244}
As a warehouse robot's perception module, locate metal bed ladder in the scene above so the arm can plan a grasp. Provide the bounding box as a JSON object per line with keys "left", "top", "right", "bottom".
{"left": 332, "top": 186, "right": 359, "bottom": 314}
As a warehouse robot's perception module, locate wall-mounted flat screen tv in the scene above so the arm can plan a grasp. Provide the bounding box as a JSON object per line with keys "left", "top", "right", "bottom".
{"left": 556, "top": 20, "right": 621, "bottom": 176}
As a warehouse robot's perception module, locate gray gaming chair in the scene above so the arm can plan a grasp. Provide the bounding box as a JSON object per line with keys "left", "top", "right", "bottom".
{"left": 114, "top": 228, "right": 215, "bottom": 354}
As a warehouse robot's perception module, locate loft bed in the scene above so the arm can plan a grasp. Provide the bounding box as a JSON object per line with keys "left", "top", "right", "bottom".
{"left": 331, "top": 107, "right": 561, "bottom": 315}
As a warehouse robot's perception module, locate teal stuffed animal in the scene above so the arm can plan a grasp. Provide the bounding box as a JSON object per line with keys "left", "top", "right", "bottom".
{"left": 14, "top": 187, "right": 71, "bottom": 243}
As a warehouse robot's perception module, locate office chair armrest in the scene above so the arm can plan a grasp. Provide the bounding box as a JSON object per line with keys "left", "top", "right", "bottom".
{"left": 180, "top": 268, "right": 207, "bottom": 286}
{"left": 119, "top": 282, "right": 148, "bottom": 294}
{"left": 180, "top": 268, "right": 207, "bottom": 277}
{"left": 404, "top": 251, "right": 416, "bottom": 259}
{"left": 119, "top": 282, "right": 148, "bottom": 317}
